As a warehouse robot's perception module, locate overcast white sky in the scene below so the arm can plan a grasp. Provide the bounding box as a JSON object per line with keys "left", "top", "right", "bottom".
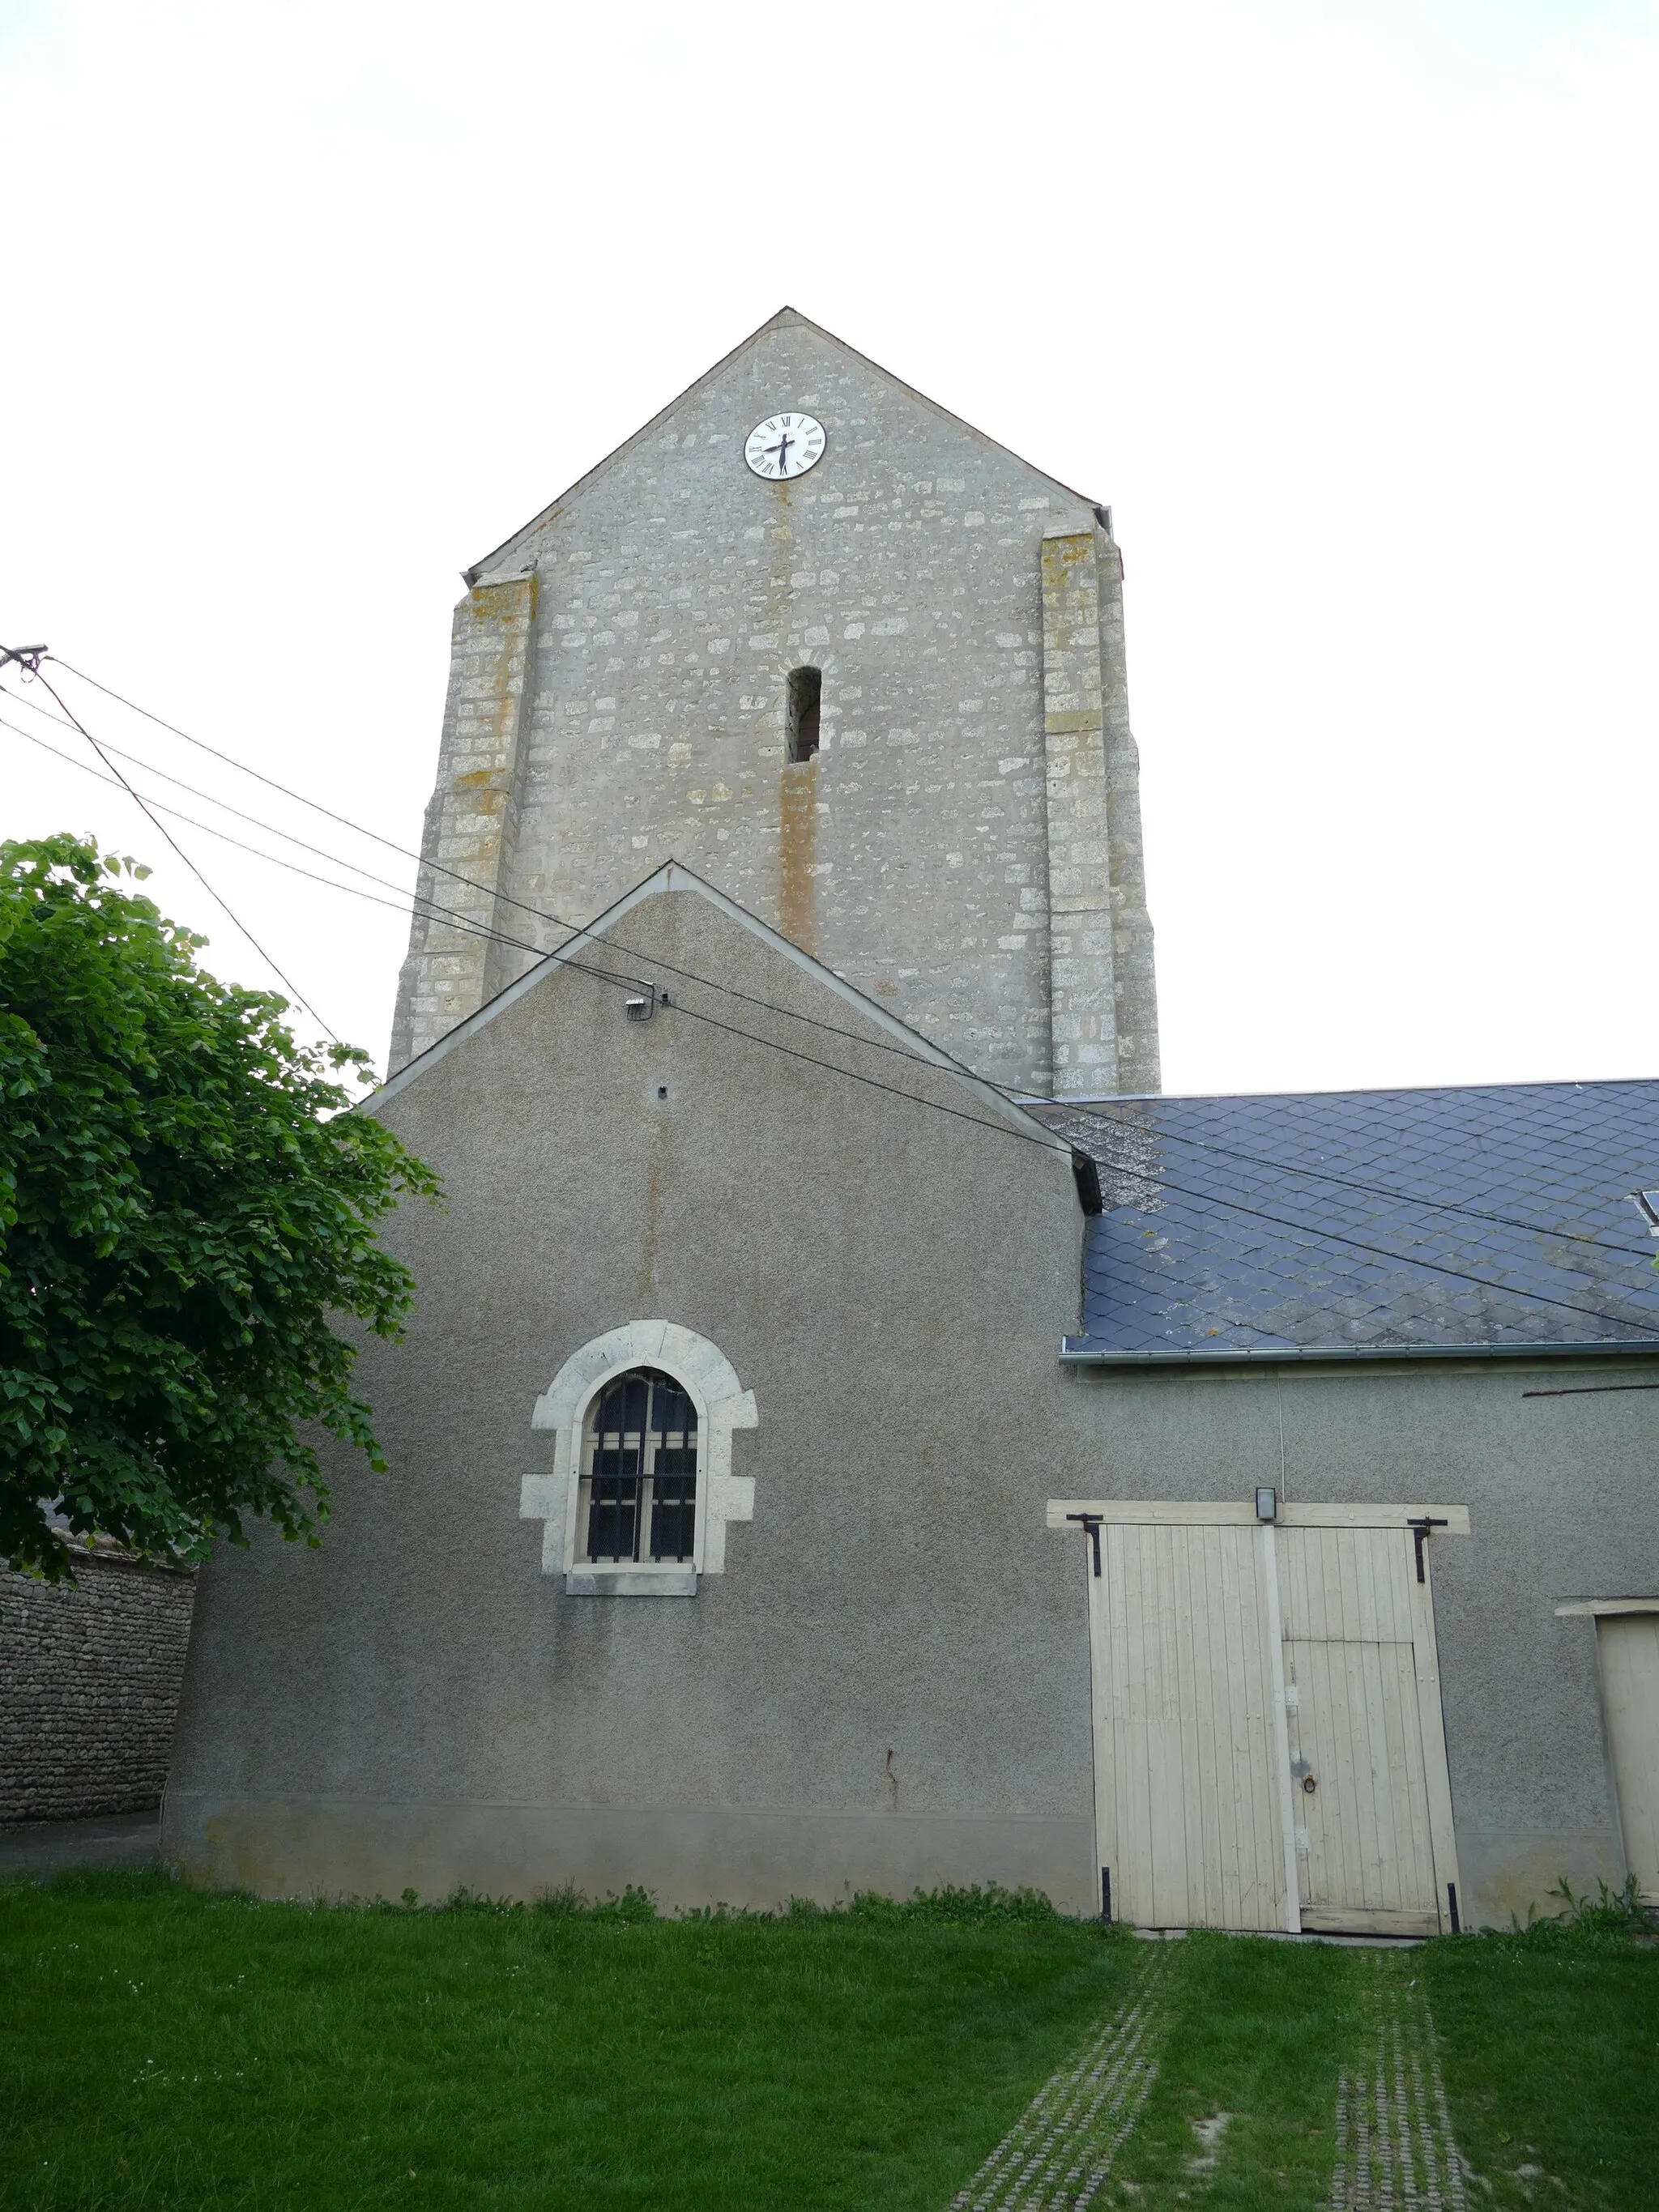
{"left": 2, "top": 0, "right": 1655, "bottom": 1097}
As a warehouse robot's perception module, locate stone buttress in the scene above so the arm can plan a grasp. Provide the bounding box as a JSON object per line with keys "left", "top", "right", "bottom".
{"left": 390, "top": 573, "right": 537, "bottom": 1074}
{"left": 1039, "top": 522, "right": 1159, "bottom": 1098}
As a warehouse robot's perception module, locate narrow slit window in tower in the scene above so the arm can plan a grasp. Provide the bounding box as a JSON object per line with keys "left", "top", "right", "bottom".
{"left": 786, "top": 666, "right": 821, "bottom": 763}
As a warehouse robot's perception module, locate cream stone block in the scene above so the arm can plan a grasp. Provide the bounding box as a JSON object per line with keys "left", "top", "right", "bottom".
{"left": 524, "top": 1321, "right": 758, "bottom": 1588}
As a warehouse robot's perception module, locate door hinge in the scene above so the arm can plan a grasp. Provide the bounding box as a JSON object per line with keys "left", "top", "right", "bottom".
{"left": 1066, "top": 1512, "right": 1103, "bottom": 1577}
{"left": 1408, "top": 1515, "right": 1448, "bottom": 1582}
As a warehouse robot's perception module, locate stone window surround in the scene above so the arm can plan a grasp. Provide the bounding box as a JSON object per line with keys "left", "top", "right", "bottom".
{"left": 522, "top": 1321, "right": 757, "bottom": 1597}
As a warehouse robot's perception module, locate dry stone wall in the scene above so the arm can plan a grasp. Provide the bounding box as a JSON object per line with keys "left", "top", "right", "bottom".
{"left": 0, "top": 1549, "right": 197, "bottom": 1826}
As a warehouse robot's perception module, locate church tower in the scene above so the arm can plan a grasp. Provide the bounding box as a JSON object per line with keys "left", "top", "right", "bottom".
{"left": 390, "top": 309, "right": 1159, "bottom": 1099}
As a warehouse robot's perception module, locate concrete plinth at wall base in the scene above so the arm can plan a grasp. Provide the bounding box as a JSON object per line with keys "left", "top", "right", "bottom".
{"left": 160, "top": 1796, "right": 1097, "bottom": 1916}
{"left": 1454, "top": 1825, "right": 1627, "bottom": 1930}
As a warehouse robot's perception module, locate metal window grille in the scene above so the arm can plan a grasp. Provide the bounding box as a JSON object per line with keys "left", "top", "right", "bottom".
{"left": 579, "top": 1367, "right": 699, "bottom": 1564}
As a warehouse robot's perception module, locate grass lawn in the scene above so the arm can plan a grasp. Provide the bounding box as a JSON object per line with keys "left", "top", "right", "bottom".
{"left": 1108, "top": 1924, "right": 1658, "bottom": 2212}
{"left": 1108, "top": 1931, "right": 1364, "bottom": 2211}
{"left": 0, "top": 1873, "right": 1131, "bottom": 2211}
{"left": 2, "top": 1871, "right": 1655, "bottom": 2210}
{"left": 1424, "top": 1910, "right": 1659, "bottom": 2212}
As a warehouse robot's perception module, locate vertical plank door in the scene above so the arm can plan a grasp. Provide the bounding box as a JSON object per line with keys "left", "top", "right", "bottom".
{"left": 1597, "top": 1613, "right": 1659, "bottom": 1904}
{"left": 1277, "top": 1526, "right": 1458, "bottom": 1935}
{"left": 1089, "top": 1521, "right": 1291, "bottom": 1931}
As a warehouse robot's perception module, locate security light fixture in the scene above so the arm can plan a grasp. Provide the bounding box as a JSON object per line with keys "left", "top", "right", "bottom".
{"left": 1255, "top": 1485, "right": 1277, "bottom": 1522}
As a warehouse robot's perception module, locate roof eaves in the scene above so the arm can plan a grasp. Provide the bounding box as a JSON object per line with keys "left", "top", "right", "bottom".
{"left": 1060, "top": 1337, "right": 1659, "bottom": 1366}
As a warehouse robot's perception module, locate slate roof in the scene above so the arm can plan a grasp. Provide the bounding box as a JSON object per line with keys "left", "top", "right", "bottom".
{"left": 1032, "top": 1080, "right": 1659, "bottom": 1359}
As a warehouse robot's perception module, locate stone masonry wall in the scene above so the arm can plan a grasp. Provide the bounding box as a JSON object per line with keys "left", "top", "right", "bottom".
{"left": 0, "top": 1549, "right": 198, "bottom": 1826}
{"left": 392, "top": 310, "right": 1159, "bottom": 1097}
{"left": 1098, "top": 527, "right": 1160, "bottom": 1096}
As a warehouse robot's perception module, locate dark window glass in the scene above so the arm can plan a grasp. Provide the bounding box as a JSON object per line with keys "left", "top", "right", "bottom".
{"left": 786, "top": 666, "right": 821, "bottom": 763}
{"left": 581, "top": 1367, "right": 699, "bottom": 1564}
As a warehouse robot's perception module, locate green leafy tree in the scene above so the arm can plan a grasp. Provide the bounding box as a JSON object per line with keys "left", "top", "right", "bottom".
{"left": 0, "top": 833, "right": 439, "bottom": 1579}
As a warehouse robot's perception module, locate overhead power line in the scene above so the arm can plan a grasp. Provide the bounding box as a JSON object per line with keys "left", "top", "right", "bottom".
{"left": 5, "top": 706, "right": 488, "bottom": 914}
{"left": 3, "top": 715, "right": 495, "bottom": 931}
{"left": 1068, "top": 1177, "right": 1659, "bottom": 1338}
{"left": 1031, "top": 1097, "right": 1659, "bottom": 1262}
{"left": 10, "top": 659, "right": 1659, "bottom": 1338}
{"left": 3, "top": 714, "right": 673, "bottom": 1010}
{"left": 23, "top": 726, "right": 1653, "bottom": 1342}
{"left": 1, "top": 710, "right": 1071, "bottom": 1163}
{"left": 22, "top": 661, "right": 1657, "bottom": 1266}
{"left": 54, "top": 657, "right": 447, "bottom": 880}
{"left": 16, "top": 654, "right": 1659, "bottom": 1274}
{"left": 5, "top": 654, "right": 337, "bottom": 1039}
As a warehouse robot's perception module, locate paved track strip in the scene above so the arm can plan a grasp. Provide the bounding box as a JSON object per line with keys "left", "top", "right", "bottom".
{"left": 949, "top": 1945, "right": 1169, "bottom": 2212}
{"left": 1329, "top": 1953, "right": 1467, "bottom": 2212}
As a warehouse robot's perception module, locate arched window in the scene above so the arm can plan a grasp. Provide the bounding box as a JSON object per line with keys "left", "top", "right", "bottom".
{"left": 578, "top": 1367, "right": 699, "bottom": 1565}
{"left": 786, "top": 665, "right": 821, "bottom": 762}
{"left": 526, "top": 1322, "right": 758, "bottom": 1594}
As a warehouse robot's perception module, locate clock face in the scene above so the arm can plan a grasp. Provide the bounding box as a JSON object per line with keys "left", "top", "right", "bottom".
{"left": 744, "top": 412, "right": 825, "bottom": 481}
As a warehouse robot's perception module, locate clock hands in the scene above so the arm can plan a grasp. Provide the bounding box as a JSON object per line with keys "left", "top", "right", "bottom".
{"left": 746, "top": 414, "right": 821, "bottom": 479}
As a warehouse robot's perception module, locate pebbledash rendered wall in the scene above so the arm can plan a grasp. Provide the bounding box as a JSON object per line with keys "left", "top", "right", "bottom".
{"left": 1, "top": 1545, "right": 197, "bottom": 1826}
{"left": 390, "top": 309, "right": 1158, "bottom": 1102}
{"left": 166, "top": 880, "right": 1657, "bottom": 1927}
{"left": 169, "top": 885, "right": 1101, "bottom": 1913}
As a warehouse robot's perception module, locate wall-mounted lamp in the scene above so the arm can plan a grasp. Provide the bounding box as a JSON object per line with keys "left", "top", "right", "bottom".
{"left": 1255, "top": 1485, "right": 1277, "bottom": 1522}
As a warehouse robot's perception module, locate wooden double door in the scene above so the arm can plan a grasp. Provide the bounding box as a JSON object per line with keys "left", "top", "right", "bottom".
{"left": 1049, "top": 1501, "right": 1467, "bottom": 1936}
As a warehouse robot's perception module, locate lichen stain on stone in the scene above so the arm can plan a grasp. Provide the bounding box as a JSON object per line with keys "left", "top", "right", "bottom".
{"left": 1042, "top": 534, "right": 1090, "bottom": 578}
{"left": 778, "top": 759, "right": 818, "bottom": 956}
{"left": 468, "top": 571, "right": 539, "bottom": 620}
{"left": 452, "top": 770, "right": 496, "bottom": 791}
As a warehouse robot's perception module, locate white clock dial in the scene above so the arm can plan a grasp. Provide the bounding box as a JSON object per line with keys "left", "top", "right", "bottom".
{"left": 744, "top": 412, "right": 825, "bottom": 481}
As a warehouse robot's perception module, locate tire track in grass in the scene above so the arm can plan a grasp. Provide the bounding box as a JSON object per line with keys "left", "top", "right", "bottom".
{"left": 949, "top": 1941, "right": 1170, "bottom": 2211}
{"left": 1329, "top": 1951, "right": 1467, "bottom": 2212}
